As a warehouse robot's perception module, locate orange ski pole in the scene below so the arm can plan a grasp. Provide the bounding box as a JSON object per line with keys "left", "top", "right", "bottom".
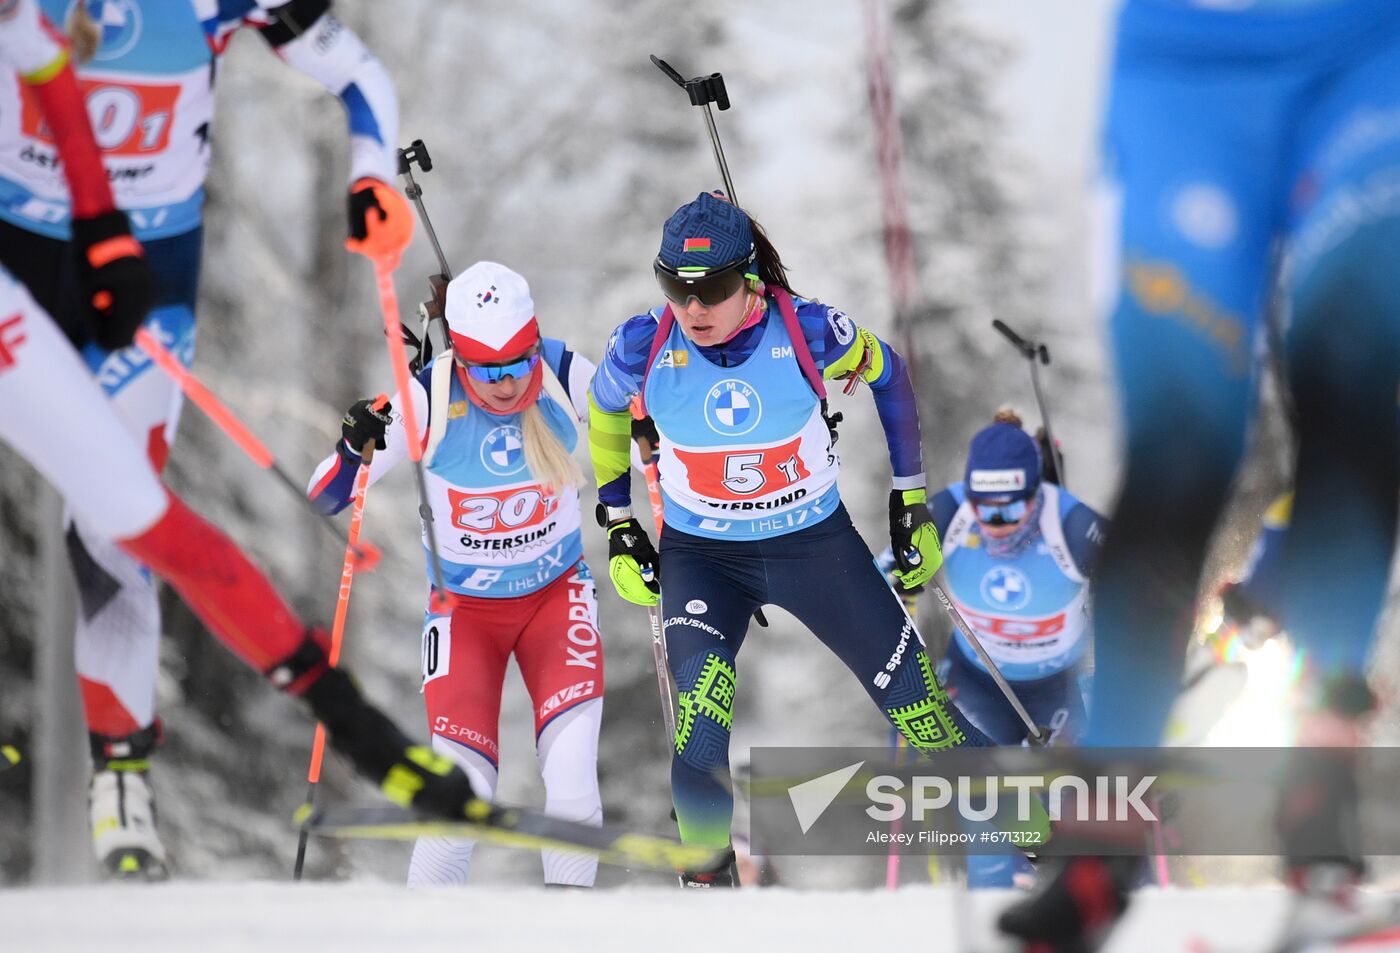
{"left": 134, "top": 329, "right": 380, "bottom": 571}
{"left": 291, "top": 395, "right": 385, "bottom": 880}
{"left": 371, "top": 259, "right": 450, "bottom": 613}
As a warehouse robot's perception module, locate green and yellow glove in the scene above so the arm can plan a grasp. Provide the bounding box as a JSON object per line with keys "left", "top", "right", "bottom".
{"left": 599, "top": 509, "right": 661, "bottom": 606}
{"left": 889, "top": 488, "right": 941, "bottom": 590}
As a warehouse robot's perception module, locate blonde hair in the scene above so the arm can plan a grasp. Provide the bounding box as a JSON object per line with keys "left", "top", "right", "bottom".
{"left": 66, "top": 6, "right": 102, "bottom": 65}
{"left": 993, "top": 405, "right": 1024, "bottom": 428}
{"left": 521, "top": 400, "right": 582, "bottom": 494}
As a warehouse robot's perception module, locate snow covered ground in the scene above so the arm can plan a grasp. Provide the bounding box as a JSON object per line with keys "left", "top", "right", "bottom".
{"left": 0, "top": 881, "right": 1319, "bottom": 953}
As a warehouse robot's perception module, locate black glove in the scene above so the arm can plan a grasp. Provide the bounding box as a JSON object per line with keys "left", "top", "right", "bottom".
{"left": 597, "top": 506, "right": 661, "bottom": 606}
{"left": 888, "top": 488, "right": 941, "bottom": 590}
{"left": 71, "top": 211, "right": 154, "bottom": 351}
{"left": 341, "top": 398, "right": 392, "bottom": 458}
{"left": 631, "top": 414, "right": 661, "bottom": 449}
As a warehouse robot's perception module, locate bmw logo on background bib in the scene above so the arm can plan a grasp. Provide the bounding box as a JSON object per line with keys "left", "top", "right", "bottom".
{"left": 704, "top": 379, "right": 762, "bottom": 437}
{"left": 981, "top": 566, "right": 1031, "bottom": 611}
{"left": 75, "top": 0, "right": 143, "bottom": 60}
{"left": 481, "top": 425, "right": 527, "bottom": 476}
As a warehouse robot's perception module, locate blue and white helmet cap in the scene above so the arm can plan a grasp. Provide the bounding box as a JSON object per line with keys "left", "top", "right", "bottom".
{"left": 964, "top": 422, "right": 1041, "bottom": 502}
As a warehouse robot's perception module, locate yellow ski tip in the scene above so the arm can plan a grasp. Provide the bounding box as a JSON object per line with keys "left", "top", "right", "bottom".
{"left": 1, "top": 745, "right": 18, "bottom": 767}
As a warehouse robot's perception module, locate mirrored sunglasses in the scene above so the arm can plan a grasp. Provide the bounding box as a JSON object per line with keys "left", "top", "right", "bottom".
{"left": 972, "top": 498, "right": 1030, "bottom": 526}
{"left": 462, "top": 352, "right": 540, "bottom": 383}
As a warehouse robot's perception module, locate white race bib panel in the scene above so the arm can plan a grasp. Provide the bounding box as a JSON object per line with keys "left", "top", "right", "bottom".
{"left": 644, "top": 312, "right": 840, "bottom": 540}
{"left": 421, "top": 613, "right": 452, "bottom": 686}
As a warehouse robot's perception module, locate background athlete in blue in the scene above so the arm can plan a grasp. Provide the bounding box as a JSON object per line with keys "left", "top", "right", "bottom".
{"left": 882, "top": 411, "right": 1104, "bottom": 889}
{"left": 1001, "top": 2, "right": 1400, "bottom": 949}
{"left": 588, "top": 191, "right": 989, "bottom": 885}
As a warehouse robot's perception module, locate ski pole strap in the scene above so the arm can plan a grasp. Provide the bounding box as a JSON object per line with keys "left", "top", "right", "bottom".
{"left": 766, "top": 286, "right": 826, "bottom": 400}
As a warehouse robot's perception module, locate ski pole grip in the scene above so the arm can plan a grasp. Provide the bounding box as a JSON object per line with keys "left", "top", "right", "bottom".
{"left": 398, "top": 139, "right": 432, "bottom": 176}
{"left": 650, "top": 54, "right": 686, "bottom": 88}
{"left": 992, "top": 319, "right": 1036, "bottom": 360}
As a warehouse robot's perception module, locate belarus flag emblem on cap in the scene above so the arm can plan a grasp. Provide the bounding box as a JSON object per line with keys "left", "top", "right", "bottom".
{"left": 683, "top": 237, "right": 711, "bottom": 253}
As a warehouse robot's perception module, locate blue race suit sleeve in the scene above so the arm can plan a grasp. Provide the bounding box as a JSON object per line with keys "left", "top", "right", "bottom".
{"left": 797, "top": 300, "right": 924, "bottom": 487}
{"left": 589, "top": 312, "right": 661, "bottom": 507}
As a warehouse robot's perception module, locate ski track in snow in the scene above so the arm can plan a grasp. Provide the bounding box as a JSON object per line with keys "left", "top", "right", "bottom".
{"left": 0, "top": 883, "right": 1298, "bottom": 953}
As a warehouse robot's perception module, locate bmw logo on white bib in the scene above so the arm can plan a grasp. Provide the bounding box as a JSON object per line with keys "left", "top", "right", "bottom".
{"left": 481, "top": 425, "right": 527, "bottom": 476}
{"left": 704, "top": 379, "right": 762, "bottom": 437}
{"left": 981, "top": 566, "right": 1031, "bottom": 611}
{"left": 76, "top": 0, "right": 143, "bottom": 60}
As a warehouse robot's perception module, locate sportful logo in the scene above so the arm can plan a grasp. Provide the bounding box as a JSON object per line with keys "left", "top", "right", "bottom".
{"left": 872, "top": 620, "right": 913, "bottom": 689}
{"left": 682, "top": 237, "right": 711, "bottom": 253}
{"left": 968, "top": 468, "right": 1027, "bottom": 494}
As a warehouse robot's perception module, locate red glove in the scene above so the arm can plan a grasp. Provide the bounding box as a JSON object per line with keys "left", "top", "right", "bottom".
{"left": 345, "top": 177, "right": 413, "bottom": 265}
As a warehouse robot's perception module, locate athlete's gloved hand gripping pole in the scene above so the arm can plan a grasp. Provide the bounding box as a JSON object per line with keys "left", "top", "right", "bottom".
{"left": 134, "top": 330, "right": 381, "bottom": 572}
{"left": 293, "top": 395, "right": 388, "bottom": 881}
{"left": 992, "top": 319, "right": 1067, "bottom": 489}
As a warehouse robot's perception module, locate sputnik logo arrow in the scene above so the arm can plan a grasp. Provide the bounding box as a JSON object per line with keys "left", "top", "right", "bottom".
{"left": 787, "top": 761, "right": 865, "bottom": 834}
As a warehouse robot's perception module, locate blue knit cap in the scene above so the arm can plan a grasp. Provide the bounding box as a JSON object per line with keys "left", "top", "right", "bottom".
{"left": 964, "top": 423, "right": 1041, "bottom": 501}
{"left": 659, "top": 192, "right": 755, "bottom": 271}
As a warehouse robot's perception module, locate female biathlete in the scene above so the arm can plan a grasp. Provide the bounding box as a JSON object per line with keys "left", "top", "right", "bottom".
{"left": 0, "top": 1, "right": 476, "bottom": 879}
{"left": 0, "top": 0, "right": 409, "bottom": 873}
{"left": 309, "top": 262, "right": 604, "bottom": 888}
{"left": 588, "top": 191, "right": 990, "bottom": 886}
{"left": 917, "top": 411, "right": 1104, "bottom": 888}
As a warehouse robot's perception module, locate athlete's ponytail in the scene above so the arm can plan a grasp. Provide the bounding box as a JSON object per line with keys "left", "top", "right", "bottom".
{"left": 66, "top": 6, "right": 101, "bottom": 65}
{"left": 521, "top": 401, "right": 582, "bottom": 495}
{"left": 744, "top": 211, "right": 802, "bottom": 298}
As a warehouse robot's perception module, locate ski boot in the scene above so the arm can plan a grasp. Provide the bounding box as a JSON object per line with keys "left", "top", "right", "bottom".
{"left": 1270, "top": 677, "right": 1399, "bottom": 952}
{"left": 274, "top": 633, "right": 480, "bottom": 816}
{"left": 997, "top": 781, "right": 1148, "bottom": 952}
{"left": 679, "top": 847, "right": 739, "bottom": 888}
{"left": 89, "top": 723, "right": 169, "bottom": 881}
{"left": 997, "top": 855, "right": 1138, "bottom": 953}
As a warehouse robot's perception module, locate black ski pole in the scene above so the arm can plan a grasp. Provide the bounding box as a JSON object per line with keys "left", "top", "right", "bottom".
{"left": 650, "top": 55, "right": 738, "bottom": 204}
{"left": 992, "top": 319, "right": 1066, "bottom": 489}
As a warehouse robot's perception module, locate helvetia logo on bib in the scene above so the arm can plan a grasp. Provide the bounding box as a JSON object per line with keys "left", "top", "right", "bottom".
{"left": 74, "top": 0, "right": 143, "bottom": 60}
{"left": 704, "top": 379, "right": 762, "bottom": 436}
{"left": 481, "top": 425, "right": 527, "bottom": 476}
{"left": 981, "top": 566, "right": 1031, "bottom": 611}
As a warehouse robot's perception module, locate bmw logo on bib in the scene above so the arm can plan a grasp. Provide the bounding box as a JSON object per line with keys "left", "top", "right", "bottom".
{"left": 481, "top": 425, "right": 527, "bottom": 476}
{"left": 75, "top": 0, "right": 143, "bottom": 60}
{"left": 980, "top": 566, "right": 1031, "bottom": 611}
{"left": 704, "top": 379, "right": 762, "bottom": 437}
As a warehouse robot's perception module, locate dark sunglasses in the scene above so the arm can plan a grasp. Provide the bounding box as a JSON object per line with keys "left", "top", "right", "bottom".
{"left": 460, "top": 352, "right": 540, "bottom": 383}
{"left": 654, "top": 252, "right": 757, "bottom": 307}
